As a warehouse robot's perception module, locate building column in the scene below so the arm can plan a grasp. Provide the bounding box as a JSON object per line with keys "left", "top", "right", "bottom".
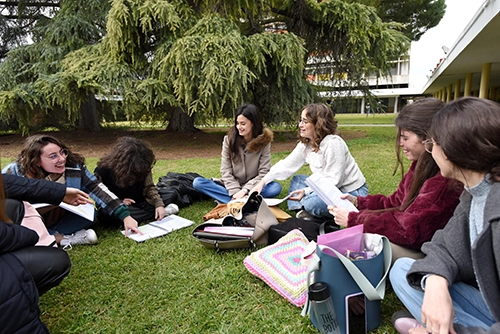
{"left": 479, "top": 63, "right": 491, "bottom": 99}
{"left": 361, "top": 97, "right": 365, "bottom": 114}
{"left": 394, "top": 96, "right": 399, "bottom": 113}
{"left": 464, "top": 73, "right": 473, "bottom": 97}
{"left": 447, "top": 84, "right": 453, "bottom": 102}
{"left": 454, "top": 79, "right": 461, "bottom": 100}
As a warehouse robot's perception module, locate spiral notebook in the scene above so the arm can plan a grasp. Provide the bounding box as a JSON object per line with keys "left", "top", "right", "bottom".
{"left": 122, "top": 214, "right": 194, "bottom": 242}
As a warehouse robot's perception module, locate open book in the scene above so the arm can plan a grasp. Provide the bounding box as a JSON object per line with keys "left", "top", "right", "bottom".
{"left": 122, "top": 214, "right": 194, "bottom": 242}
{"left": 305, "top": 173, "right": 359, "bottom": 212}
{"left": 32, "top": 202, "right": 95, "bottom": 221}
{"left": 263, "top": 194, "right": 291, "bottom": 207}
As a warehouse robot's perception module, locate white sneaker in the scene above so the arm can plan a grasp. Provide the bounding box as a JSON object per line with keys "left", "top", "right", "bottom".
{"left": 165, "top": 203, "right": 179, "bottom": 216}
{"left": 296, "top": 210, "right": 315, "bottom": 220}
{"left": 60, "top": 229, "right": 98, "bottom": 250}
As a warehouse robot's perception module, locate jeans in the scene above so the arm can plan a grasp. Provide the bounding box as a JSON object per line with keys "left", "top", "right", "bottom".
{"left": 287, "top": 174, "right": 369, "bottom": 219}
{"left": 192, "top": 177, "right": 282, "bottom": 204}
{"left": 49, "top": 211, "right": 96, "bottom": 235}
{"left": 390, "top": 257, "right": 495, "bottom": 330}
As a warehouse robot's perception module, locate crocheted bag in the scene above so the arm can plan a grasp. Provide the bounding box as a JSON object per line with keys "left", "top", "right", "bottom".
{"left": 243, "top": 229, "right": 309, "bottom": 307}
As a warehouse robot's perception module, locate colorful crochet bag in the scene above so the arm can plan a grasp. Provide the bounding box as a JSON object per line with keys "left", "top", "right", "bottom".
{"left": 243, "top": 229, "right": 309, "bottom": 307}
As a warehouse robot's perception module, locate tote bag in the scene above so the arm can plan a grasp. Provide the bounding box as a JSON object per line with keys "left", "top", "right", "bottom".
{"left": 302, "top": 234, "right": 391, "bottom": 334}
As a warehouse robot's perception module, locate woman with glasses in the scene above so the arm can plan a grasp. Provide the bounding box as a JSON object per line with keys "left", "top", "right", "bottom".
{"left": 2, "top": 134, "right": 141, "bottom": 248}
{"left": 328, "top": 98, "right": 463, "bottom": 263}
{"left": 390, "top": 97, "right": 500, "bottom": 334}
{"left": 252, "top": 103, "right": 368, "bottom": 219}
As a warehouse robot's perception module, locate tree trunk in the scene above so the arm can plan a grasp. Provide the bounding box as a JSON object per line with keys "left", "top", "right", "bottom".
{"left": 78, "top": 93, "right": 102, "bottom": 132}
{"left": 166, "top": 107, "right": 198, "bottom": 132}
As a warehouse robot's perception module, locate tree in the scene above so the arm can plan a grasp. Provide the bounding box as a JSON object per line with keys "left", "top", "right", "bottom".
{"left": 0, "top": 0, "right": 442, "bottom": 132}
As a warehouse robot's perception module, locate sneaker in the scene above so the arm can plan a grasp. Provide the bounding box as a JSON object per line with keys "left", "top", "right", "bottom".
{"left": 296, "top": 209, "right": 315, "bottom": 220}
{"left": 392, "top": 310, "right": 421, "bottom": 334}
{"left": 60, "top": 229, "right": 98, "bottom": 250}
{"left": 165, "top": 203, "right": 179, "bottom": 216}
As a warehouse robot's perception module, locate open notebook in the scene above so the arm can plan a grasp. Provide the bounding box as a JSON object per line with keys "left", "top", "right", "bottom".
{"left": 122, "top": 214, "right": 194, "bottom": 242}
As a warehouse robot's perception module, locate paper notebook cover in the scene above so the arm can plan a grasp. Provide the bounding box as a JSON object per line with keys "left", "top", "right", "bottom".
{"left": 122, "top": 214, "right": 194, "bottom": 242}
{"left": 263, "top": 194, "right": 291, "bottom": 207}
{"left": 203, "top": 226, "right": 254, "bottom": 237}
{"left": 32, "top": 202, "right": 95, "bottom": 221}
{"left": 305, "top": 173, "right": 359, "bottom": 212}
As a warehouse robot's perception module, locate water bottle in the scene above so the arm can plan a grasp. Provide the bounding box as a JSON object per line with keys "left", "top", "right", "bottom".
{"left": 309, "top": 282, "right": 341, "bottom": 334}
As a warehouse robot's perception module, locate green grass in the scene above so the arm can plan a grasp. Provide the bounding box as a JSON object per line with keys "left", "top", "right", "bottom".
{"left": 27, "top": 126, "right": 405, "bottom": 333}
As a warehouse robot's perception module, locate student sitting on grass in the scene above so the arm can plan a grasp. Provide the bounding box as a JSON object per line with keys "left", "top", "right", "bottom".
{"left": 2, "top": 134, "right": 142, "bottom": 248}
{"left": 94, "top": 136, "right": 178, "bottom": 227}
{"left": 328, "top": 98, "right": 463, "bottom": 263}
{"left": 253, "top": 102, "right": 368, "bottom": 219}
{"left": 390, "top": 97, "right": 500, "bottom": 334}
{"left": 193, "top": 103, "right": 282, "bottom": 203}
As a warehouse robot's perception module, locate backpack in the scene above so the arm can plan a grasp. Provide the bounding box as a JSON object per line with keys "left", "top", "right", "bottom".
{"left": 156, "top": 172, "right": 210, "bottom": 208}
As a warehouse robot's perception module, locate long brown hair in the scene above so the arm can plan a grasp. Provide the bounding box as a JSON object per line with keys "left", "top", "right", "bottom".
{"left": 96, "top": 136, "right": 156, "bottom": 188}
{"left": 430, "top": 97, "right": 500, "bottom": 183}
{"left": 0, "top": 174, "right": 12, "bottom": 223}
{"left": 228, "top": 103, "right": 264, "bottom": 163}
{"left": 16, "top": 134, "right": 85, "bottom": 179}
{"left": 394, "top": 98, "right": 444, "bottom": 211}
{"left": 298, "top": 103, "right": 338, "bottom": 152}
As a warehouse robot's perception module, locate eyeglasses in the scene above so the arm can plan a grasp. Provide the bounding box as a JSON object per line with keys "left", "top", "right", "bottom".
{"left": 299, "top": 118, "right": 310, "bottom": 125}
{"left": 42, "top": 148, "right": 69, "bottom": 161}
{"left": 422, "top": 139, "right": 434, "bottom": 153}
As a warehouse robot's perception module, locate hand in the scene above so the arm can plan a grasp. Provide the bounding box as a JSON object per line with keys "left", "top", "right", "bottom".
{"left": 340, "top": 193, "right": 357, "bottom": 206}
{"left": 155, "top": 206, "right": 166, "bottom": 220}
{"left": 123, "top": 216, "right": 142, "bottom": 237}
{"left": 62, "top": 188, "right": 93, "bottom": 206}
{"left": 328, "top": 206, "right": 349, "bottom": 227}
{"left": 421, "top": 275, "right": 456, "bottom": 334}
{"left": 232, "top": 189, "right": 248, "bottom": 200}
{"left": 288, "top": 189, "right": 305, "bottom": 201}
{"left": 122, "top": 198, "right": 135, "bottom": 206}
{"left": 250, "top": 180, "right": 265, "bottom": 194}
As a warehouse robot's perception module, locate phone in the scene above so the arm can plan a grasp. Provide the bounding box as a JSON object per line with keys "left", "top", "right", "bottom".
{"left": 345, "top": 292, "right": 367, "bottom": 334}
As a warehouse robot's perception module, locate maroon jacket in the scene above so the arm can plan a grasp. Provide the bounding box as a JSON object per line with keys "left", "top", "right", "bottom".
{"left": 347, "top": 161, "right": 463, "bottom": 249}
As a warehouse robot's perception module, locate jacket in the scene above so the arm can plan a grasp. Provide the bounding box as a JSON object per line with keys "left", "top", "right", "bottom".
{"left": 407, "top": 181, "right": 500, "bottom": 334}
{"left": 0, "top": 222, "right": 48, "bottom": 333}
{"left": 218, "top": 128, "right": 273, "bottom": 196}
{"left": 3, "top": 174, "right": 66, "bottom": 205}
{"left": 348, "top": 161, "right": 462, "bottom": 249}
{"left": 262, "top": 134, "right": 366, "bottom": 193}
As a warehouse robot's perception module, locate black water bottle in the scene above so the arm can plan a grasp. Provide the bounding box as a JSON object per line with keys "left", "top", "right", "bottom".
{"left": 309, "top": 282, "right": 341, "bottom": 334}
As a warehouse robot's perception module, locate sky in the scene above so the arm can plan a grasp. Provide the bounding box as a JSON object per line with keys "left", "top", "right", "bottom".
{"left": 409, "top": 0, "right": 484, "bottom": 90}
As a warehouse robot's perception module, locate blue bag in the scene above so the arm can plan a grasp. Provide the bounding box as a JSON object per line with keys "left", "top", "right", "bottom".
{"left": 302, "top": 234, "right": 391, "bottom": 334}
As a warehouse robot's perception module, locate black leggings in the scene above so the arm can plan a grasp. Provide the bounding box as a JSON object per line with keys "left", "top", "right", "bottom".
{"left": 5, "top": 199, "right": 71, "bottom": 295}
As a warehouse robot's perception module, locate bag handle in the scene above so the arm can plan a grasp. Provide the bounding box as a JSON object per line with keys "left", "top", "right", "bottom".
{"left": 301, "top": 235, "right": 392, "bottom": 317}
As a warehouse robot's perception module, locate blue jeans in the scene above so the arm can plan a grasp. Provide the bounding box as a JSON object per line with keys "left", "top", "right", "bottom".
{"left": 287, "top": 174, "right": 368, "bottom": 219}
{"left": 192, "top": 177, "right": 282, "bottom": 204}
{"left": 390, "top": 258, "right": 495, "bottom": 330}
{"left": 48, "top": 211, "right": 96, "bottom": 235}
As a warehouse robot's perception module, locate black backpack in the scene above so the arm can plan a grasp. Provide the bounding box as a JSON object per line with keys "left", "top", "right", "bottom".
{"left": 267, "top": 217, "right": 340, "bottom": 245}
{"left": 156, "top": 172, "right": 210, "bottom": 208}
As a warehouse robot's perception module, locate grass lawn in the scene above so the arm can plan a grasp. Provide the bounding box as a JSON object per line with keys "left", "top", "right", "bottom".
{"left": 14, "top": 124, "right": 406, "bottom": 333}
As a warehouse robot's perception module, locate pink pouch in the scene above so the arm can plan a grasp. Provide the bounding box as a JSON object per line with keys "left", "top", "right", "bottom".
{"left": 21, "top": 202, "right": 57, "bottom": 247}
{"left": 316, "top": 224, "right": 363, "bottom": 258}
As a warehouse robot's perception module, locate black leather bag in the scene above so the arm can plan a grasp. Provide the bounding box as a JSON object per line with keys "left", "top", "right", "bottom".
{"left": 268, "top": 217, "right": 340, "bottom": 245}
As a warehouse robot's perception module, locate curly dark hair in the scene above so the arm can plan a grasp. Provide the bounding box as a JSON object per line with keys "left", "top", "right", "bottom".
{"left": 16, "top": 134, "right": 85, "bottom": 179}
{"left": 298, "top": 103, "right": 338, "bottom": 152}
{"left": 96, "top": 137, "right": 156, "bottom": 188}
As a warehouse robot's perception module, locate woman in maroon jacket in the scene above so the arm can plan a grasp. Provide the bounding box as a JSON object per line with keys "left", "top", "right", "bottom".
{"left": 329, "top": 98, "right": 463, "bottom": 263}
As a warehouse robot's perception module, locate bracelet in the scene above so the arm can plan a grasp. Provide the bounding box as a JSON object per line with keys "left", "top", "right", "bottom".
{"left": 420, "top": 274, "right": 432, "bottom": 291}
{"left": 243, "top": 188, "right": 249, "bottom": 194}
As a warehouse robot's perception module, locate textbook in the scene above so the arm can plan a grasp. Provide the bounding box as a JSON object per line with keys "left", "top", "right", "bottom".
{"left": 305, "top": 173, "right": 359, "bottom": 212}
{"left": 263, "top": 194, "right": 291, "bottom": 207}
{"left": 32, "top": 202, "right": 95, "bottom": 221}
{"left": 122, "top": 214, "right": 194, "bottom": 242}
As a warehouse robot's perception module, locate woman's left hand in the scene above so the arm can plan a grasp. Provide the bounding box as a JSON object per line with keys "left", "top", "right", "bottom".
{"left": 288, "top": 189, "right": 305, "bottom": 201}
{"left": 232, "top": 189, "right": 248, "bottom": 200}
{"left": 328, "top": 206, "right": 349, "bottom": 227}
{"left": 123, "top": 216, "right": 142, "bottom": 237}
{"left": 155, "top": 206, "right": 166, "bottom": 220}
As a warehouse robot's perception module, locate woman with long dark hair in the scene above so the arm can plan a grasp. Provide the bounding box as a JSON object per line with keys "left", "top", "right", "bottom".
{"left": 390, "top": 97, "right": 500, "bottom": 334}
{"left": 329, "top": 98, "right": 463, "bottom": 262}
{"left": 193, "top": 103, "right": 282, "bottom": 203}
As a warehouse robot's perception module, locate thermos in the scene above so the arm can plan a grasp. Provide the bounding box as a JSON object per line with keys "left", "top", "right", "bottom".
{"left": 309, "top": 282, "right": 341, "bottom": 334}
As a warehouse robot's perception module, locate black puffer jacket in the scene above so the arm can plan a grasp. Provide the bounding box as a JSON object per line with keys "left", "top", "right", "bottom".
{"left": 0, "top": 222, "right": 48, "bottom": 334}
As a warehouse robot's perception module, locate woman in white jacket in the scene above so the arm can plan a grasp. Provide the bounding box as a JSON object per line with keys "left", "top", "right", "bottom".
{"left": 253, "top": 103, "right": 367, "bottom": 219}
